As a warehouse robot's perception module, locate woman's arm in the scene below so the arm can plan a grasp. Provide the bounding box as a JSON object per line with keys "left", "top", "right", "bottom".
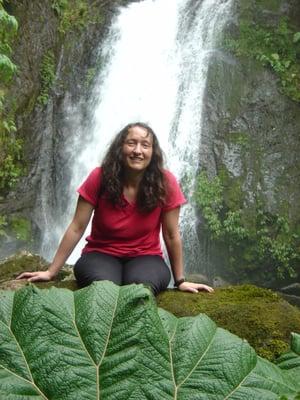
{"left": 162, "top": 207, "right": 214, "bottom": 293}
{"left": 17, "top": 196, "right": 94, "bottom": 282}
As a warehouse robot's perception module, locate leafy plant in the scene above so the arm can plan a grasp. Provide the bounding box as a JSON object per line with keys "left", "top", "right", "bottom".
{"left": 194, "top": 171, "right": 300, "bottom": 280}
{"left": 0, "top": 281, "right": 299, "bottom": 399}
{"left": 225, "top": 18, "right": 300, "bottom": 102}
{"left": 0, "top": 1, "right": 22, "bottom": 193}
{"left": 0, "top": 214, "right": 7, "bottom": 237}
{"left": 52, "top": 0, "right": 90, "bottom": 35}
{"left": 37, "top": 51, "right": 55, "bottom": 106}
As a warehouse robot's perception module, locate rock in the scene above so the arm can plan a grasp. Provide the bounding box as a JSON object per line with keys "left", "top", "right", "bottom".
{"left": 157, "top": 284, "right": 300, "bottom": 361}
{"left": 279, "top": 283, "right": 300, "bottom": 296}
{"left": 0, "top": 251, "right": 77, "bottom": 290}
{"left": 185, "top": 273, "right": 210, "bottom": 284}
{"left": 212, "top": 276, "right": 231, "bottom": 288}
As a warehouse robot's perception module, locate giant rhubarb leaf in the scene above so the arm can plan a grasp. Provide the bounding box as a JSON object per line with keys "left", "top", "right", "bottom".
{"left": 0, "top": 281, "right": 299, "bottom": 399}
{"left": 276, "top": 333, "right": 300, "bottom": 391}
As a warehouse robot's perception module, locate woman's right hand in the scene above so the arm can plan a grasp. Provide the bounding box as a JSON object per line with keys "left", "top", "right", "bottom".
{"left": 16, "top": 270, "right": 54, "bottom": 282}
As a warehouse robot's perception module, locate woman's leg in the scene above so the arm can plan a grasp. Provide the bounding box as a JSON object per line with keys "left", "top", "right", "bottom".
{"left": 122, "top": 255, "right": 171, "bottom": 296}
{"left": 73, "top": 252, "right": 123, "bottom": 288}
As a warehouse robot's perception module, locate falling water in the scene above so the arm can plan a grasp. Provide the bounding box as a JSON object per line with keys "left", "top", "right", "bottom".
{"left": 40, "top": 0, "right": 233, "bottom": 273}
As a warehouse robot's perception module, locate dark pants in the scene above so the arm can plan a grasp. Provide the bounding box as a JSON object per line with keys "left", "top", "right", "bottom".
{"left": 73, "top": 252, "right": 171, "bottom": 295}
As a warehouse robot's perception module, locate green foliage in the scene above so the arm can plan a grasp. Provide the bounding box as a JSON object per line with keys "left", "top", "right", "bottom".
{"left": 225, "top": 18, "right": 300, "bottom": 102}
{"left": 0, "top": 281, "right": 300, "bottom": 398}
{"left": 0, "top": 214, "right": 31, "bottom": 243}
{"left": 0, "top": 5, "right": 17, "bottom": 83}
{"left": 0, "top": 214, "right": 8, "bottom": 237}
{"left": 0, "top": 3, "right": 22, "bottom": 193}
{"left": 52, "top": 0, "right": 91, "bottom": 35}
{"left": 194, "top": 171, "right": 223, "bottom": 237}
{"left": 0, "top": 128, "right": 22, "bottom": 191}
{"left": 10, "top": 216, "right": 31, "bottom": 241}
{"left": 37, "top": 51, "right": 56, "bottom": 106}
{"left": 85, "top": 67, "right": 96, "bottom": 88}
{"left": 194, "top": 171, "right": 300, "bottom": 281}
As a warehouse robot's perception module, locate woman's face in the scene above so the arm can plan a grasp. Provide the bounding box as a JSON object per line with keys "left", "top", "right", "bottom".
{"left": 122, "top": 126, "right": 153, "bottom": 172}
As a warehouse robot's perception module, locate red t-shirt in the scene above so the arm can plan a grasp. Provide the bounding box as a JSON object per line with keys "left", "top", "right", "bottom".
{"left": 77, "top": 167, "right": 186, "bottom": 257}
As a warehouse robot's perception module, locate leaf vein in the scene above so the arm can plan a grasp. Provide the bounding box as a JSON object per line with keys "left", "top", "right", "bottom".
{"left": 0, "top": 364, "right": 48, "bottom": 399}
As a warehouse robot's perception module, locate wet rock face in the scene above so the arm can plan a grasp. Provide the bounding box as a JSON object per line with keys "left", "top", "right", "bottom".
{"left": 197, "top": 0, "right": 300, "bottom": 284}
{"left": 0, "top": 0, "right": 136, "bottom": 258}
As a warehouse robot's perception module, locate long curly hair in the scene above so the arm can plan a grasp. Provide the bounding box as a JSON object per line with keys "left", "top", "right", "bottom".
{"left": 100, "top": 122, "right": 166, "bottom": 212}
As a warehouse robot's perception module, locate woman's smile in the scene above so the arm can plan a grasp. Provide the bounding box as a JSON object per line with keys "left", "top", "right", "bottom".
{"left": 122, "top": 126, "right": 153, "bottom": 171}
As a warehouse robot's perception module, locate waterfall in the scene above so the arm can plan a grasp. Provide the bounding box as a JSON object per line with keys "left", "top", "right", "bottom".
{"left": 40, "top": 0, "right": 233, "bottom": 274}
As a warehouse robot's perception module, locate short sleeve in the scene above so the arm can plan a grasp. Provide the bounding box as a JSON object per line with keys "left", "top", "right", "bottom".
{"left": 163, "top": 170, "right": 187, "bottom": 211}
{"left": 77, "top": 167, "right": 102, "bottom": 207}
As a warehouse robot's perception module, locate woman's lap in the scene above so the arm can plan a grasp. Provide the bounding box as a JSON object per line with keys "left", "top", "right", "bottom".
{"left": 122, "top": 255, "right": 170, "bottom": 295}
{"left": 74, "top": 252, "right": 123, "bottom": 287}
{"left": 73, "top": 252, "right": 171, "bottom": 295}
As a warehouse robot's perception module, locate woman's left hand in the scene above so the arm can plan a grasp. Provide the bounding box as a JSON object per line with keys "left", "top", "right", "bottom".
{"left": 178, "top": 281, "right": 214, "bottom": 293}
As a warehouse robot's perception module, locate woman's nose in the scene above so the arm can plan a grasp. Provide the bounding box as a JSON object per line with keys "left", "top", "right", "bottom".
{"left": 133, "top": 143, "right": 142, "bottom": 153}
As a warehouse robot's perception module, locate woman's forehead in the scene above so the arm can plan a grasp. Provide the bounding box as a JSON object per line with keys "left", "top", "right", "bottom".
{"left": 126, "top": 126, "right": 153, "bottom": 142}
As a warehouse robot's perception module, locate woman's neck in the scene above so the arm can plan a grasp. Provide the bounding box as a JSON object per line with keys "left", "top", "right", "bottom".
{"left": 123, "top": 170, "right": 144, "bottom": 188}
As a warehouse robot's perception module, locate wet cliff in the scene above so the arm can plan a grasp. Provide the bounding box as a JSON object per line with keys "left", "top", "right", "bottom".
{"left": 197, "top": 0, "right": 300, "bottom": 287}
{"left": 0, "top": 0, "right": 137, "bottom": 257}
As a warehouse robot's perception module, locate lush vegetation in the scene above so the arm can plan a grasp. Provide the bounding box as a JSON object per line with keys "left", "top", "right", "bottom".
{"left": 37, "top": 51, "right": 56, "bottom": 106}
{"left": 0, "top": 281, "right": 299, "bottom": 398}
{"left": 51, "top": 0, "right": 104, "bottom": 35}
{"left": 226, "top": 17, "right": 300, "bottom": 102}
{"left": 194, "top": 171, "right": 300, "bottom": 282}
{"left": 0, "top": 1, "right": 22, "bottom": 193}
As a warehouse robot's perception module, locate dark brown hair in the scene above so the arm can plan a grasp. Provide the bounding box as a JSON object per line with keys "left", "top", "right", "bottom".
{"left": 100, "top": 122, "right": 166, "bottom": 212}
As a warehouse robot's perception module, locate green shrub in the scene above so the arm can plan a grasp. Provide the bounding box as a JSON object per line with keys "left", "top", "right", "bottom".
{"left": 37, "top": 51, "right": 56, "bottom": 106}
{"left": 194, "top": 171, "right": 300, "bottom": 281}
{"left": 0, "top": 2, "right": 22, "bottom": 193}
{"left": 225, "top": 18, "right": 300, "bottom": 102}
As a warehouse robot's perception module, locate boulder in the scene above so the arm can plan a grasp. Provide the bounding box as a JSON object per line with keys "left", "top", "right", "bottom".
{"left": 1, "top": 253, "right": 300, "bottom": 361}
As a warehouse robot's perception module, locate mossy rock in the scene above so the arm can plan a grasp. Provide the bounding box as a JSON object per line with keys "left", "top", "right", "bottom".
{"left": 157, "top": 284, "right": 300, "bottom": 361}
{"left": 2, "top": 254, "right": 299, "bottom": 361}
{"left": 0, "top": 252, "right": 77, "bottom": 291}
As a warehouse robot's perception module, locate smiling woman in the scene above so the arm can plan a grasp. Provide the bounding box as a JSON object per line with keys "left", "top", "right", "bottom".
{"left": 17, "top": 122, "right": 214, "bottom": 296}
{"left": 122, "top": 126, "right": 153, "bottom": 172}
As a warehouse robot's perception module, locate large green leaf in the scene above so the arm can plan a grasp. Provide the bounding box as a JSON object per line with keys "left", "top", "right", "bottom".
{"left": 0, "top": 281, "right": 298, "bottom": 399}
{"left": 276, "top": 333, "right": 300, "bottom": 390}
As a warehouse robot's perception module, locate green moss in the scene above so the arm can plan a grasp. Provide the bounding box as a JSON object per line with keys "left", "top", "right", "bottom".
{"left": 10, "top": 216, "right": 31, "bottom": 241}
{"left": 0, "top": 253, "right": 48, "bottom": 282}
{"left": 0, "top": 214, "right": 32, "bottom": 242}
{"left": 0, "top": 253, "right": 76, "bottom": 290}
{"left": 219, "top": 167, "right": 245, "bottom": 210}
{"left": 157, "top": 285, "right": 300, "bottom": 361}
{"left": 256, "top": 0, "right": 281, "bottom": 12}
{"left": 227, "top": 131, "right": 250, "bottom": 150}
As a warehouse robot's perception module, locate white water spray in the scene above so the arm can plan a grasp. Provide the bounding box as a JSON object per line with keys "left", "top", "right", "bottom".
{"left": 40, "top": 0, "right": 233, "bottom": 272}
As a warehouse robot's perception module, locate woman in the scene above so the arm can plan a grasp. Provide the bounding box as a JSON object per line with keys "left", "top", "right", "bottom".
{"left": 18, "top": 122, "right": 214, "bottom": 295}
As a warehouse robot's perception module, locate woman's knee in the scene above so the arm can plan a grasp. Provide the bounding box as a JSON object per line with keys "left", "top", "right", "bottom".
{"left": 74, "top": 252, "right": 123, "bottom": 288}
{"left": 123, "top": 256, "right": 171, "bottom": 295}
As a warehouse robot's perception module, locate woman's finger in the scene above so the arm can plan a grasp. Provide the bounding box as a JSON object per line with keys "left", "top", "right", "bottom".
{"left": 16, "top": 272, "right": 35, "bottom": 279}
{"left": 28, "top": 275, "right": 40, "bottom": 282}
